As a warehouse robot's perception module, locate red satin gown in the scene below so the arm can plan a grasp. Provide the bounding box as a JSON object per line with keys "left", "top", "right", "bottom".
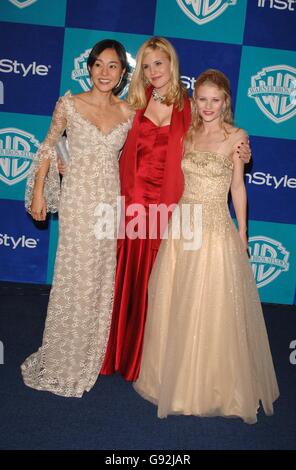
{"left": 100, "top": 116, "right": 170, "bottom": 380}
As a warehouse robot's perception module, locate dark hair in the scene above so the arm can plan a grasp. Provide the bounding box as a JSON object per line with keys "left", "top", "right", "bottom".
{"left": 87, "top": 39, "right": 129, "bottom": 96}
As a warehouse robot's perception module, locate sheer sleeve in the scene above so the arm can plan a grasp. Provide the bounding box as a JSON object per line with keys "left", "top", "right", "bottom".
{"left": 25, "top": 96, "right": 67, "bottom": 213}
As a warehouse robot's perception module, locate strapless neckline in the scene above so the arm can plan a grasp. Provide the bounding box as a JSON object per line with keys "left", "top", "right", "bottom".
{"left": 189, "top": 149, "right": 232, "bottom": 161}
{"left": 142, "top": 115, "right": 170, "bottom": 129}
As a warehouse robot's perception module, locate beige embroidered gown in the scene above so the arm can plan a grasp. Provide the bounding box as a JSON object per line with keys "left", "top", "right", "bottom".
{"left": 134, "top": 150, "right": 279, "bottom": 424}
{"left": 21, "top": 92, "right": 133, "bottom": 397}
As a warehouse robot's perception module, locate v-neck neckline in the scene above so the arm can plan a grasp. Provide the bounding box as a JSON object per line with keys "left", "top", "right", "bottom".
{"left": 70, "top": 94, "right": 133, "bottom": 137}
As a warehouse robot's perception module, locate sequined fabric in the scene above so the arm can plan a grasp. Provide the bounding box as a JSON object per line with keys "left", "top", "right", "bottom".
{"left": 134, "top": 150, "right": 279, "bottom": 423}
{"left": 21, "top": 92, "right": 133, "bottom": 397}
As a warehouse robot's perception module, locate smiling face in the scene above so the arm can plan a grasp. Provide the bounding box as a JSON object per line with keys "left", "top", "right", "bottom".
{"left": 89, "top": 48, "right": 124, "bottom": 93}
{"left": 141, "top": 48, "right": 171, "bottom": 94}
{"left": 195, "top": 83, "right": 226, "bottom": 123}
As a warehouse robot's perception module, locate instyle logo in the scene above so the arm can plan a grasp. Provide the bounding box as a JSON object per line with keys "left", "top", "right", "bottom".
{"left": 71, "top": 50, "right": 136, "bottom": 99}
{"left": 176, "top": 0, "right": 237, "bottom": 25}
{"left": 245, "top": 172, "right": 296, "bottom": 190}
{"left": 0, "top": 59, "right": 51, "bottom": 77}
{"left": 8, "top": 0, "right": 37, "bottom": 8}
{"left": 181, "top": 75, "right": 196, "bottom": 91}
{"left": 248, "top": 65, "right": 296, "bottom": 123}
{"left": 0, "top": 233, "right": 39, "bottom": 249}
{"left": 257, "top": 0, "right": 296, "bottom": 10}
{"left": 0, "top": 128, "right": 39, "bottom": 186}
{"left": 248, "top": 236, "right": 290, "bottom": 288}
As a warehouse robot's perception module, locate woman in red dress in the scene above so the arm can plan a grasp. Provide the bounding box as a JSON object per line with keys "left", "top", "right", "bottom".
{"left": 100, "top": 37, "right": 191, "bottom": 381}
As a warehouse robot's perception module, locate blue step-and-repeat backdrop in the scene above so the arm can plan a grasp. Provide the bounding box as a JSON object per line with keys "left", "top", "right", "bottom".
{"left": 0, "top": 0, "right": 295, "bottom": 305}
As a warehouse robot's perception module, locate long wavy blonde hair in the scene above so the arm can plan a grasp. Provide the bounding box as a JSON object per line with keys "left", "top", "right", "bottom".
{"left": 186, "top": 69, "right": 234, "bottom": 150}
{"left": 127, "top": 37, "right": 187, "bottom": 110}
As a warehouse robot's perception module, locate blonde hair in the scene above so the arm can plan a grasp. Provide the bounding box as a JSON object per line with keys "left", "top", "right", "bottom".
{"left": 185, "top": 69, "right": 234, "bottom": 150}
{"left": 127, "top": 36, "right": 187, "bottom": 110}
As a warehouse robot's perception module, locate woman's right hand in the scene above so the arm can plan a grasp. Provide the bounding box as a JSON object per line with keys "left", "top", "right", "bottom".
{"left": 57, "top": 157, "right": 67, "bottom": 176}
{"left": 31, "top": 193, "right": 47, "bottom": 221}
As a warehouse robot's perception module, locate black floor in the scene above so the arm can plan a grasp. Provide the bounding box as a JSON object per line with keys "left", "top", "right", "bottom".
{"left": 0, "top": 282, "right": 295, "bottom": 450}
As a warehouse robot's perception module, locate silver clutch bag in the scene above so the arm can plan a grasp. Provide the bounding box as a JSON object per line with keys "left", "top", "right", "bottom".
{"left": 56, "top": 136, "right": 70, "bottom": 165}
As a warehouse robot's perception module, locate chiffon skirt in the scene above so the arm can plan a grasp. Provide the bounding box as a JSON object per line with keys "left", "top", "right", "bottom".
{"left": 134, "top": 221, "right": 280, "bottom": 424}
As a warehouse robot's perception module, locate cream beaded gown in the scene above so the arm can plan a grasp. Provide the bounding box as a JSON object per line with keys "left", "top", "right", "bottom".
{"left": 134, "top": 149, "right": 279, "bottom": 424}
{"left": 21, "top": 92, "right": 133, "bottom": 397}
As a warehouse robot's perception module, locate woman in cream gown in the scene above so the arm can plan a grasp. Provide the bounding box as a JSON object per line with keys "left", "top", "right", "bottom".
{"left": 21, "top": 40, "right": 133, "bottom": 397}
{"left": 134, "top": 70, "right": 279, "bottom": 424}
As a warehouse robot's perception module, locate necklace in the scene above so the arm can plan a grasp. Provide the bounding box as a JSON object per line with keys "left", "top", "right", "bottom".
{"left": 152, "top": 88, "right": 165, "bottom": 103}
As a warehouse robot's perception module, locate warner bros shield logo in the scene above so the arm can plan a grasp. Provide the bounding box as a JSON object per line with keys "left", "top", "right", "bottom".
{"left": 248, "top": 236, "right": 290, "bottom": 288}
{"left": 72, "top": 50, "right": 136, "bottom": 99}
{"left": 0, "top": 128, "right": 39, "bottom": 186}
{"left": 176, "top": 0, "right": 237, "bottom": 25}
{"left": 8, "top": 0, "right": 38, "bottom": 8}
{"left": 248, "top": 65, "right": 296, "bottom": 124}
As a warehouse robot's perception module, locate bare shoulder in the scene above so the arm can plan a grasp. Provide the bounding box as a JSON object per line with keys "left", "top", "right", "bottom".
{"left": 116, "top": 99, "right": 134, "bottom": 119}
{"left": 227, "top": 126, "right": 248, "bottom": 143}
{"left": 73, "top": 92, "right": 86, "bottom": 99}
{"left": 72, "top": 91, "right": 91, "bottom": 104}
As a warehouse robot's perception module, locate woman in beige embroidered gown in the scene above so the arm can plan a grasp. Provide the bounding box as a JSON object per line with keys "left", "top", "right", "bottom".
{"left": 21, "top": 40, "right": 133, "bottom": 397}
{"left": 134, "top": 70, "right": 279, "bottom": 424}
